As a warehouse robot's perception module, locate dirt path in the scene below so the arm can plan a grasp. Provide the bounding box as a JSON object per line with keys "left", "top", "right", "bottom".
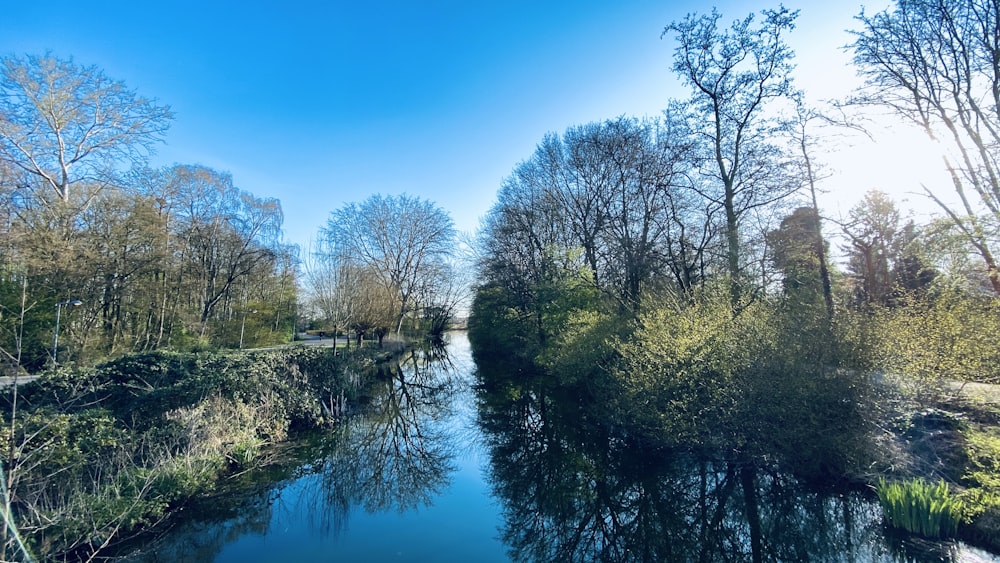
{"left": 946, "top": 381, "right": 1000, "bottom": 405}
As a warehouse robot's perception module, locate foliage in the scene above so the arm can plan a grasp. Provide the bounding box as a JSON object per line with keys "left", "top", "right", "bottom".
{"left": 767, "top": 206, "right": 829, "bottom": 315}
{"left": 851, "top": 0, "right": 1000, "bottom": 295}
{"left": 0, "top": 344, "right": 383, "bottom": 560}
{"left": 737, "top": 319, "right": 870, "bottom": 481}
{"left": 611, "top": 283, "right": 774, "bottom": 446}
{"left": 957, "top": 427, "right": 1000, "bottom": 535}
{"left": 0, "top": 55, "right": 296, "bottom": 370}
{"left": 876, "top": 478, "right": 965, "bottom": 538}
{"left": 875, "top": 291, "right": 1000, "bottom": 388}
{"left": 964, "top": 429, "right": 1000, "bottom": 494}
{"left": 537, "top": 308, "right": 623, "bottom": 388}
{"left": 467, "top": 282, "right": 543, "bottom": 368}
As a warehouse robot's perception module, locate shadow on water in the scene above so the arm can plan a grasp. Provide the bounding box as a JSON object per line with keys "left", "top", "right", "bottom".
{"left": 120, "top": 333, "right": 998, "bottom": 562}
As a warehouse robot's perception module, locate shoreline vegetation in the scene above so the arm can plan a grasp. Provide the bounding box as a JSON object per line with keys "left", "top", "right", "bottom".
{"left": 467, "top": 282, "right": 1000, "bottom": 556}
{"left": 4, "top": 0, "right": 1000, "bottom": 559}
{"left": 0, "top": 340, "right": 407, "bottom": 562}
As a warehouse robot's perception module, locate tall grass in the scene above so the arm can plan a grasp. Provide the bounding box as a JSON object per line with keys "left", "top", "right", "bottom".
{"left": 876, "top": 478, "right": 965, "bottom": 538}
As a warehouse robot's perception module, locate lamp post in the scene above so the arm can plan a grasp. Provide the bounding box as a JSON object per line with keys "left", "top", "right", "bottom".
{"left": 52, "top": 299, "right": 82, "bottom": 367}
{"left": 239, "top": 309, "right": 256, "bottom": 349}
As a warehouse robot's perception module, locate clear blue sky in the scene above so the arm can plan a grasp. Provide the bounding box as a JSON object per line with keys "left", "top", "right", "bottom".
{"left": 3, "top": 1, "right": 917, "bottom": 250}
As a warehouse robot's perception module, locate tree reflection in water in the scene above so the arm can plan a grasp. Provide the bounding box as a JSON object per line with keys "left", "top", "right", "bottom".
{"left": 123, "top": 343, "right": 463, "bottom": 561}
{"left": 300, "top": 345, "right": 460, "bottom": 535}
{"left": 477, "top": 376, "right": 912, "bottom": 563}
{"left": 118, "top": 337, "right": 986, "bottom": 562}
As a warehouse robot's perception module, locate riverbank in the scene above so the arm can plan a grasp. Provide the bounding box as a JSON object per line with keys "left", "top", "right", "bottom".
{"left": 118, "top": 333, "right": 510, "bottom": 562}
{"left": 869, "top": 375, "right": 1000, "bottom": 552}
{"left": 0, "top": 342, "right": 406, "bottom": 561}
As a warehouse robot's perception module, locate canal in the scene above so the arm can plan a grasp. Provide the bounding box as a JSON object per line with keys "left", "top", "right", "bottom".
{"left": 125, "top": 332, "right": 997, "bottom": 562}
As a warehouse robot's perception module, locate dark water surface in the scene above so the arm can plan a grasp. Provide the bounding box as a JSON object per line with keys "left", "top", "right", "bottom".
{"left": 125, "top": 332, "right": 998, "bottom": 562}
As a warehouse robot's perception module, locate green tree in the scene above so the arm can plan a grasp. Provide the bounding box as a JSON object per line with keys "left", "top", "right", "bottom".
{"left": 838, "top": 190, "right": 926, "bottom": 307}
{"left": 767, "top": 206, "right": 830, "bottom": 316}
{"left": 167, "top": 165, "right": 284, "bottom": 338}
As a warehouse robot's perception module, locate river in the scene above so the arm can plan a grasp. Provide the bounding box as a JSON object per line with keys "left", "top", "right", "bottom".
{"left": 124, "top": 332, "right": 998, "bottom": 562}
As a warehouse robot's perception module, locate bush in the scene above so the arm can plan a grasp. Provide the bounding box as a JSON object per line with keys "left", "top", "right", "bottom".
{"left": 0, "top": 343, "right": 384, "bottom": 561}
{"left": 876, "top": 291, "right": 1000, "bottom": 388}
{"left": 611, "top": 285, "right": 776, "bottom": 446}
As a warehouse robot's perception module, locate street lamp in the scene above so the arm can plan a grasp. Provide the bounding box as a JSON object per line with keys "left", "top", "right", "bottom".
{"left": 52, "top": 299, "right": 83, "bottom": 367}
{"left": 239, "top": 309, "right": 256, "bottom": 349}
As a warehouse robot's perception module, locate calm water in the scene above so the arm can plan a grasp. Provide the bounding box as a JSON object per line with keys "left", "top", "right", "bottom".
{"left": 125, "top": 333, "right": 998, "bottom": 562}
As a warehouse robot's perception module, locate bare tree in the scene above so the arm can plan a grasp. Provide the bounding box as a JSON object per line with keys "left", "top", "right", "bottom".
{"left": 322, "top": 194, "right": 456, "bottom": 334}
{"left": 851, "top": 0, "right": 1000, "bottom": 293}
{"left": 788, "top": 99, "right": 837, "bottom": 321}
{"left": 0, "top": 54, "right": 172, "bottom": 207}
{"left": 169, "top": 165, "right": 282, "bottom": 337}
{"left": 665, "top": 7, "right": 799, "bottom": 304}
{"left": 303, "top": 249, "right": 359, "bottom": 344}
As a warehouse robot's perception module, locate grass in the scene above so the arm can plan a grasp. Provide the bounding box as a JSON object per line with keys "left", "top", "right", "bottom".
{"left": 876, "top": 478, "right": 965, "bottom": 538}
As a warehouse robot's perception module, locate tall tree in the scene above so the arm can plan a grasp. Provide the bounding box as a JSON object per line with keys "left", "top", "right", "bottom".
{"left": 78, "top": 189, "right": 163, "bottom": 354}
{"left": 475, "top": 160, "right": 568, "bottom": 351}
{"left": 0, "top": 54, "right": 172, "bottom": 206}
{"left": 665, "top": 7, "right": 799, "bottom": 305}
{"left": 322, "top": 194, "right": 456, "bottom": 334}
{"left": 840, "top": 190, "right": 903, "bottom": 306}
{"left": 303, "top": 249, "right": 360, "bottom": 342}
{"left": 851, "top": 0, "right": 1000, "bottom": 294}
{"left": 168, "top": 165, "right": 283, "bottom": 336}
{"left": 789, "top": 99, "right": 837, "bottom": 321}
{"left": 767, "top": 206, "right": 831, "bottom": 314}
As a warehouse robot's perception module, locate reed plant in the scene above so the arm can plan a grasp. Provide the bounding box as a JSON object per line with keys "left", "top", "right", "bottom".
{"left": 876, "top": 478, "right": 965, "bottom": 538}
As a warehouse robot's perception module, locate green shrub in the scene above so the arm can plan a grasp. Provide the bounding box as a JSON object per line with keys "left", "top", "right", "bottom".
{"left": 0, "top": 343, "right": 383, "bottom": 561}
{"left": 611, "top": 284, "right": 776, "bottom": 446}
{"left": 876, "top": 478, "right": 965, "bottom": 538}
{"left": 876, "top": 291, "right": 1000, "bottom": 388}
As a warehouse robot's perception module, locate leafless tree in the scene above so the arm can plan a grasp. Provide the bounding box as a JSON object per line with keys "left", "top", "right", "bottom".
{"left": 665, "top": 7, "right": 800, "bottom": 304}
{"left": 0, "top": 54, "right": 172, "bottom": 207}
{"left": 850, "top": 0, "right": 1000, "bottom": 294}
{"left": 168, "top": 165, "right": 282, "bottom": 337}
{"left": 322, "top": 194, "right": 456, "bottom": 334}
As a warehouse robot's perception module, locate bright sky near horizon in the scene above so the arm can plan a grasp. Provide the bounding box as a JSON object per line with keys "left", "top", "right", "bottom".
{"left": 0, "top": 0, "right": 944, "bottom": 252}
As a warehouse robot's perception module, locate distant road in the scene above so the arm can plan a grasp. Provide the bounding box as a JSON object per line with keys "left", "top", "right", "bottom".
{"left": 294, "top": 334, "right": 345, "bottom": 347}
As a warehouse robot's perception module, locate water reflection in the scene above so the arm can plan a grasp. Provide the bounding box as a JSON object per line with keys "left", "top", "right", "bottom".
{"left": 124, "top": 343, "right": 469, "bottom": 562}
{"left": 300, "top": 346, "right": 460, "bottom": 532}
{"left": 476, "top": 374, "right": 979, "bottom": 562}
{"left": 121, "top": 336, "right": 996, "bottom": 562}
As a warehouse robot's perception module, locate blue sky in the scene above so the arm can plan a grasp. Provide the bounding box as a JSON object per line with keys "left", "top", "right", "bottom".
{"left": 2, "top": 1, "right": 924, "bottom": 250}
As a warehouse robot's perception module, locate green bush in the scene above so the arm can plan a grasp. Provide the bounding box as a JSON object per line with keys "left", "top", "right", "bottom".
{"left": 0, "top": 343, "right": 384, "bottom": 561}
{"left": 611, "top": 284, "right": 776, "bottom": 446}
{"left": 876, "top": 291, "right": 1000, "bottom": 387}
{"left": 876, "top": 478, "right": 965, "bottom": 538}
